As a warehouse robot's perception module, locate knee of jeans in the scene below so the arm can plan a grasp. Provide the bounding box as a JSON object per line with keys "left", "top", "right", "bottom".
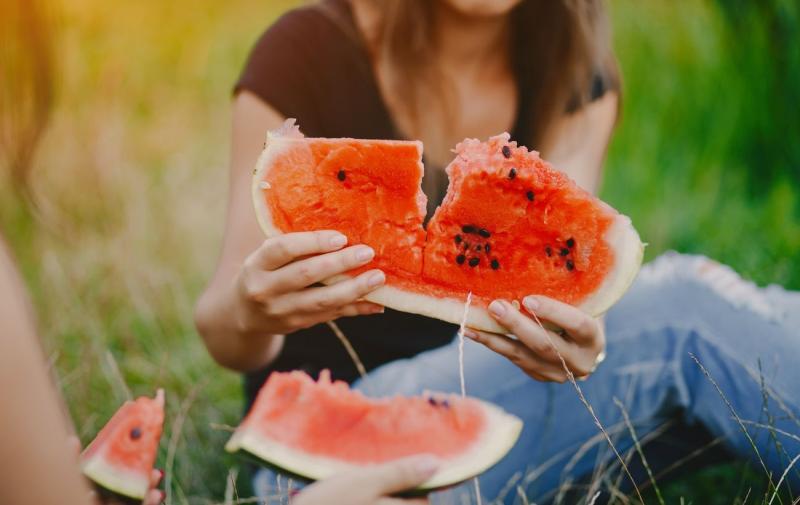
{"left": 634, "top": 252, "right": 783, "bottom": 323}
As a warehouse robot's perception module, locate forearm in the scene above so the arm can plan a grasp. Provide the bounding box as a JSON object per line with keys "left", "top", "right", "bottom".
{"left": 194, "top": 276, "right": 284, "bottom": 372}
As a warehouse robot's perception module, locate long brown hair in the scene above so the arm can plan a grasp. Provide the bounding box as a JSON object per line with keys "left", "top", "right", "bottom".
{"left": 359, "top": 0, "right": 619, "bottom": 151}
{"left": 0, "top": 0, "right": 55, "bottom": 193}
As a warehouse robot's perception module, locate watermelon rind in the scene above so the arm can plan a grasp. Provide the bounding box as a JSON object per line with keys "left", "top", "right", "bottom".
{"left": 81, "top": 458, "right": 150, "bottom": 500}
{"left": 80, "top": 389, "right": 165, "bottom": 501}
{"left": 225, "top": 397, "right": 523, "bottom": 491}
{"left": 252, "top": 120, "right": 644, "bottom": 334}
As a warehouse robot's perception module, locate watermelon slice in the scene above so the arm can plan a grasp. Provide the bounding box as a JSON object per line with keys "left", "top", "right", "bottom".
{"left": 81, "top": 390, "right": 165, "bottom": 501}
{"left": 225, "top": 370, "right": 522, "bottom": 490}
{"left": 253, "top": 120, "right": 643, "bottom": 333}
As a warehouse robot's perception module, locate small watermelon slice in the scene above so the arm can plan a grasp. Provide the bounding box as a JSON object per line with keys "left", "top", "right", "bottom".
{"left": 225, "top": 370, "right": 522, "bottom": 490}
{"left": 81, "top": 390, "right": 165, "bottom": 501}
{"left": 253, "top": 120, "right": 643, "bottom": 333}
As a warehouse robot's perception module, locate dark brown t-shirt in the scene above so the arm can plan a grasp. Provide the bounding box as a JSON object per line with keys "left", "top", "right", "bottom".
{"left": 235, "top": 0, "right": 607, "bottom": 407}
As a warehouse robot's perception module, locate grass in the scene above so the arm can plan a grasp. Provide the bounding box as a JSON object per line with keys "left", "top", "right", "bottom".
{"left": 1, "top": 0, "right": 798, "bottom": 503}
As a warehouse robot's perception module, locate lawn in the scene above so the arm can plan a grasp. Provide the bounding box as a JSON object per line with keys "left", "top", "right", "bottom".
{"left": 1, "top": 0, "right": 798, "bottom": 503}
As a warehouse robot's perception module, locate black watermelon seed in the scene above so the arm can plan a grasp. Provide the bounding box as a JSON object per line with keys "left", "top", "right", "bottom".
{"left": 560, "top": 248, "right": 570, "bottom": 257}
{"left": 478, "top": 228, "right": 491, "bottom": 238}
{"left": 502, "top": 145, "right": 512, "bottom": 158}
{"left": 526, "top": 190, "right": 535, "bottom": 201}
{"left": 337, "top": 169, "right": 346, "bottom": 181}
{"left": 475, "top": 244, "right": 482, "bottom": 252}
{"left": 455, "top": 235, "right": 462, "bottom": 245}
{"left": 428, "top": 397, "right": 438, "bottom": 406}
{"left": 566, "top": 237, "right": 575, "bottom": 248}
{"left": 130, "top": 427, "right": 142, "bottom": 440}
{"left": 463, "top": 242, "right": 470, "bottom": 250}
{"left": 545, "top": 246, "right": 552, "bottom": 257}
{"left": 484, "top": 243, "right": 491, "bottom": 254}
{"left": 566, "top": 259, "right": 575, "bottom": 271}
{"left": 468, "top": 257, "right": 480, "bottom": 267}
{"left": 441, "top": 399, "right": 450, "bottom": 408}
{"left": 508, "top": 168, "right": 517, "bottom": 180}
{"left": 490, "top": 259, "right": 500, "bottom": 270}
{"left": 462, "top": 224, "right": 476, "bottom": 234}
{"left": 456, "top": 254, "right": 466, "bottom": 265}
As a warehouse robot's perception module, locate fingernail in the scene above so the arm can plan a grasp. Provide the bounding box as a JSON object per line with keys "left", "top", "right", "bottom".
{"left": 157, "top": 468, "right": 165, "bottom": 481}
{"left": 356, "top": 246, "right": 375, "bottom": 262}
{"left": 329, "top": 233, "right": 347, "bottom": 248}
{"left": 371, "top": 305, "right": 385, "bottom": 314}
{"left": 414, "top": 455, "right": 440, "bottom": 477}
{"left": 367, "top": 271, "right": 385, "bottom": 288}
{"left": 159, "top": 490, "right": 166, "bottom": 502}
{"left": 463, "top": 328, "right": 478, "bottom": 339}
{"left": 488, "top": 300, "right": 505, "bottom": 317}
{"left": 523, "top": 296, "right": 539, "bottom": 311}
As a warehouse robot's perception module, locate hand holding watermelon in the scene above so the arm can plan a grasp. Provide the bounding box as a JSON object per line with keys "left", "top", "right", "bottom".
{"left": 292, "top": 455, "right": 439, "bottom": 505}
{"left": 251, "top": 121, "right": 643, "bottom": 335}
{"left": 234, "top": 230, "right": 386, "bottom": 335}
{"left": 464, "top": 295, "right": 605, "bottom": 382}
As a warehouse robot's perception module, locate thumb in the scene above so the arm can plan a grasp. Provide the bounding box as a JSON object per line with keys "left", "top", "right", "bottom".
{"left": 363, "top": 455, "right": 440, "bottom": 496}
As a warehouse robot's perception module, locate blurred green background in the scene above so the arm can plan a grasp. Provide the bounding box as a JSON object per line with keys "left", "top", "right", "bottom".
{"left": 1, "top": 0, "right": 798, "bottom": 503}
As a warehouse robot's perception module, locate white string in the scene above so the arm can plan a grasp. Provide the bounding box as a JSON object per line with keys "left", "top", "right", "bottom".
{"left": 455, "top": 292, "right": 482, "bottom": 505}
{"left": 456, "top": 291, "right": 473, "bottom": 397}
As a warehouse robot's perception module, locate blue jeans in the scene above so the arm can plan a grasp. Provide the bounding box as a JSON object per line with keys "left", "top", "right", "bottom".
{"left": 253, "top": 253, "right": 800, "bottom": 503}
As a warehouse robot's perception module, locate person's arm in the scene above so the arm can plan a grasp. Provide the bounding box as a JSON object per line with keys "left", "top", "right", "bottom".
{"left": 194, "top": 91, "right": 385, "bottom": 372}
{"left": 0, "top": 239, "right": 164, "bottom": 505}
{"left": 542, "top": 91, "right": 619, "bottom": 195}
{"left": 0, "top": 239, "right": 94, "bottom": 505}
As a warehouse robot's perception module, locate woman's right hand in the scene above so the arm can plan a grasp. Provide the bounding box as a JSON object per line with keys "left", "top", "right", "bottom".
{"left": 234, "top": 230, "right": 386, "bottom": 336}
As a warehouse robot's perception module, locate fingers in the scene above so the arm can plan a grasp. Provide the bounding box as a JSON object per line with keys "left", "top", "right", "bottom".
{"left": 362, "top": 455, "right": 440, "bottom": 496}
{"left": 375, "top": 498, "right": 430, "bottom": 505}
{"left": 487, "top": 300, "right": 571, "bottom": 362}
{"left": 263, "top": 271, "right": 385, "bottom": 327}
{"left": 486, "top": 299, "right": 602, "bottom": 378}
{"left": 522, "top": 296, "right": 600, "bottom": 345}
{"left": 140, "top": 469, "right": 164, "bottom": 505}
{"left": 464, "top": 329, "right": 566, "bottom": 382}
{"left": 279, "top": 269, "right": 385, "bottom": 314}
{"left": 251, "top": 231, "right": 349, "bottom": 270}
{"left": 268, "top": 245, "right": 376, "bottom": 293}
{"left": 150, "top": 469, "right": 164, "bottom": 488}
{"left": 143, "top": 488, "right": 165, "bottom": 505}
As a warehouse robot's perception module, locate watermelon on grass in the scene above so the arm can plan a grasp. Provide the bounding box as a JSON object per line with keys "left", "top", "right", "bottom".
{"left": 225, "top": 370, "right": 523, "bottom": 490}
{"left": 81, "top": 390, "right": 165, "bottom": 501}
{"left": 253, "top": 120, "right": 643, "bottom": 333}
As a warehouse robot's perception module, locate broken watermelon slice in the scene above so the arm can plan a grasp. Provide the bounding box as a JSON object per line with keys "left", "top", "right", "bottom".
{"left": 253, "top": 120, "right": 643, "bottom": 333}
{"left": 225, "top": 370, "right": 522, "bottom": 490}
{"left": 80, "top": 390, "right": 165, "bottom": 501}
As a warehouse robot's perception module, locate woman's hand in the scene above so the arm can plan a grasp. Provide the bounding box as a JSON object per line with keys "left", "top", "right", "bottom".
{"left": 464, "top": 295, "right": 605, "bottom": 382}
{"left": 292, "top": 455, "right": 439, "bottom": 505}
{"left": 235, "top": 230, "right": 385, "bottom": 336}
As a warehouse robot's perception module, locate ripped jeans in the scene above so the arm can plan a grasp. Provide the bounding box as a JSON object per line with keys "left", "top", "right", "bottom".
{"left": 253, "top": 253, "right": 800, "bottom": 503}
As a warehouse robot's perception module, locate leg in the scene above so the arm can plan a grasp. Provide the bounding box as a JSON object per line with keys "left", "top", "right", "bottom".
{"left": 358, "top": 252, "right": 800, "bottom": 503}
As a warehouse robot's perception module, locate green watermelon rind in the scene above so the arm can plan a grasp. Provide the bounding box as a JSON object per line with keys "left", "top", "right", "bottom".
{"left": 252, "top": 120, "right": 644, "bottom": 333}
{"left": 224, "top": 397, "right": 523, "bottom": 491}
{"left": 79, "top": 389, "right": 165, "bottom": 501}
{"left": 81, "top": 457, "right": 150, "bottom": 500}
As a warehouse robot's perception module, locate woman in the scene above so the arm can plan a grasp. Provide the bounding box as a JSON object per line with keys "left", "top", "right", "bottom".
{"left": 195, "top": 0, "right": 800, "bottom": 501}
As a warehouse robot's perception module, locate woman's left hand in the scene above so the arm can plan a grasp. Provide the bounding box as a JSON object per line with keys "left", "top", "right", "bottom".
{"left": 464, "top": 295, "right": 605, "bottom": 382}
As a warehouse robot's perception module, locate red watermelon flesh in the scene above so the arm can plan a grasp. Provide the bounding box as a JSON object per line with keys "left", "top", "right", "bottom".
{"left": 253, "top": 120, "right": 643, "bottom": 332}
{"left": 81, "top": 390, "right": 165, "bottom": 500}
{"left": 225, "top": 371, "right": 522, "bottom": 489}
